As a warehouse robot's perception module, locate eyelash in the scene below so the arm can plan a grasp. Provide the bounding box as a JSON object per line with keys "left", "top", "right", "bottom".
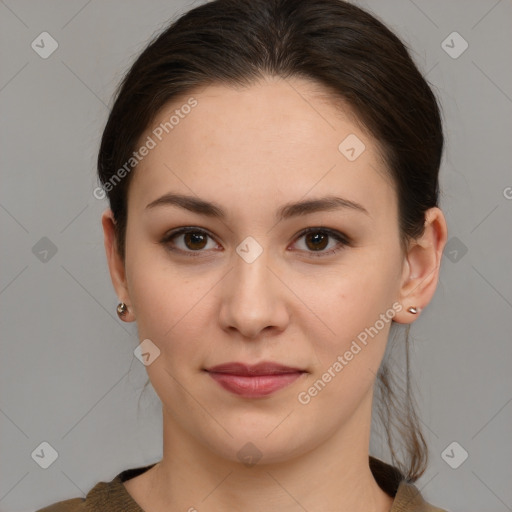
{"left": 160, "top": 226, "right": 351, "bottom": 258}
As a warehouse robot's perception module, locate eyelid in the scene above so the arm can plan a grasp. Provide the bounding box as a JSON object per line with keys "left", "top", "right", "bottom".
{"left": 295, "top": 226, "right": 351, "bottom": 245}
{"left": 160, "top": 226, "right": 220, "bottom": 257}
{"left": 292, "top": 227, "right": 351, "bottom": 257}
{"left": 160, "top": 226, "right": 351, "bottom": 257}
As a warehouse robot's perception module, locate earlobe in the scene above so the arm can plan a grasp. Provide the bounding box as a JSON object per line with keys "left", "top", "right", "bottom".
{"left": 394, "top": 207, "right": 447, "bottom": 324}
{"left": 101, "top": 209, "right": 135, "bottom": 322}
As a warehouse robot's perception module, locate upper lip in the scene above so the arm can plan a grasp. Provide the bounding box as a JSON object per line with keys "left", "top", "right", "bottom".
{"left": 205, "top": 362, "right": 306, "bottom": 375}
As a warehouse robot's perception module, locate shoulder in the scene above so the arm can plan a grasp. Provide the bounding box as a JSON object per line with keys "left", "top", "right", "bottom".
{"left": 394, "top": 480, "right": 449, "bottom": 512}
{"left": 33, "top": 463, "right": 156, "bottom": 512}
{"left": 34, "top": 497, "right": 85, "bottom": 512}
{"left": 368, "top": 457, "right": 448, "bottom": 512}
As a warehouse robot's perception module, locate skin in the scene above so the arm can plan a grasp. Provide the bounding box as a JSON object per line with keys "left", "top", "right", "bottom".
{"left": 102, "top": 75, "right": 447, "bottom": 512}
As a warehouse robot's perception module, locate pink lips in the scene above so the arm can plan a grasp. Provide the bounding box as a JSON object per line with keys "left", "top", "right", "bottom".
{"left": 205, "top": 362, "right": 306, "bottom": 398}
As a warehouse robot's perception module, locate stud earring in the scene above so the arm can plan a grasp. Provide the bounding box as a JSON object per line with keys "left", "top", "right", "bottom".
{"left": 407, "top": 306, "right": 418, "bottom": 314}
{"left": 117, "top": 302, "right": 128, "bottom": 319}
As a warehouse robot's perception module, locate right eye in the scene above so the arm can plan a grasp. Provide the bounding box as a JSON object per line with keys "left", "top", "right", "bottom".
{"left": 160, "top": 227, "right": 221, "bottom": 256}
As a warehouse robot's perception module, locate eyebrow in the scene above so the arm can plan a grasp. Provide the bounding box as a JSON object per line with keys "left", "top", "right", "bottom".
{"left": 145, "top": 193, "right": 369, "bottom": 220}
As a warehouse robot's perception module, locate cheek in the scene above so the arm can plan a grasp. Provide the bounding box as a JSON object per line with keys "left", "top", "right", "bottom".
{"left": 126, "top": 248, "right": 217, "bottom": 368}
{"left": 128, "top": 267, "right": 209, "bottom": 404}
{"left": 299, "top": 249, "right": 401, "bottom": 372}
{"left": 131, "top": 273, "right": 195, "bottom": 347}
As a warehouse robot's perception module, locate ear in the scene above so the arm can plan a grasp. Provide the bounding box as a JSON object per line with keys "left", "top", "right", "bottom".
{"left": 394, "top": 207, "right": 448, "bottom": 324}
{"left": 101, "top": 208, "right": 135, "bottom": 322}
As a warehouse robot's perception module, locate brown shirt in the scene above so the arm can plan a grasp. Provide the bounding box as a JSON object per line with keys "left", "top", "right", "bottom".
{"left": 35, "top": 456, "right": 448, "bottom": 512}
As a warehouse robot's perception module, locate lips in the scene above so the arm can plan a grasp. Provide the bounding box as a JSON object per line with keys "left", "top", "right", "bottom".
{"left": 205, "top": 361, "right": 306, "bottom": 398}
{"left": 206, "top": 361, "right": 304, "bottom": 375}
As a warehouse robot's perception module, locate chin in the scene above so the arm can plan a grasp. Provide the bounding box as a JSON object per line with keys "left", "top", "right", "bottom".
{"left": 195, "top": 421, "right": 315, "bottom": 467}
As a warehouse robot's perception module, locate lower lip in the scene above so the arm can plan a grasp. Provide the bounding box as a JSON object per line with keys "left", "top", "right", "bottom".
{"left": 207, "top": 371, "right": 304, "bottom": 398}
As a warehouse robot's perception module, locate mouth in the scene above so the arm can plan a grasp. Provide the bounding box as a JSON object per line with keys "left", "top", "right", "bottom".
{"left": 204, "top": 361, "right": 307, "bottom": 398}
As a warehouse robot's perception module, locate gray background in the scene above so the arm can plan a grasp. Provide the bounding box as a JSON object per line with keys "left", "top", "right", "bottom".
{"left": 1, "top": 1, "right": 511, "bottom": 511}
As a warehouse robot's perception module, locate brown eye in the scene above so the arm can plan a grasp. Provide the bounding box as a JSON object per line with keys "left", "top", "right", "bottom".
{"left": 293, "top": 227, "right": 350, "bottom": 257}
{"left": 183, "top": 231, "right": 208, "bottom": 250}
{"left": 304, "top": 231, "right": 329, "bottom": 251}
{"left": 161, "top": 228, "right": 218, "bottom": 256}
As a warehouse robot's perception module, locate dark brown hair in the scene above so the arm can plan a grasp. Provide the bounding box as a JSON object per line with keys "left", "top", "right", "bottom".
{"left": 98, "top": 0, "right": 443, "bottom": 482}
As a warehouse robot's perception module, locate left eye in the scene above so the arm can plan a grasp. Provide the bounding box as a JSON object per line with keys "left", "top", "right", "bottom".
{"left": 292, "top": 227, "right": 349, "bottom": 257}
{"left": 161, "top": 227, "right": 349, "bottom": 257}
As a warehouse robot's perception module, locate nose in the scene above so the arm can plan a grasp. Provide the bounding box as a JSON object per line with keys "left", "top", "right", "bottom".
{"left": 218, "top": 246, "right": 290, "bottom": 340}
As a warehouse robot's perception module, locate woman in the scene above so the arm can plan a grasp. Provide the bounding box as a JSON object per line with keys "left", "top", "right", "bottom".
{"left": 38, "top": 0, "right": 449, "bottom": 510}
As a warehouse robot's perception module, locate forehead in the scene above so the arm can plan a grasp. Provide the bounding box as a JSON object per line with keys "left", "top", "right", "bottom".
{"left": 128, "top": 76, "right": 394, "bottom": 216}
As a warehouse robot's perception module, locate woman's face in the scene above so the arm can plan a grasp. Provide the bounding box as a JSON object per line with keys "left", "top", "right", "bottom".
{"left": 106, "top": 76, "right": 413, "bottom": 464}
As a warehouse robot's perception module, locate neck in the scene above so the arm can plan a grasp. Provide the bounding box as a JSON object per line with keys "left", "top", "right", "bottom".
{"left": 135, "top": 389, "right": 393, "bottom": 512}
